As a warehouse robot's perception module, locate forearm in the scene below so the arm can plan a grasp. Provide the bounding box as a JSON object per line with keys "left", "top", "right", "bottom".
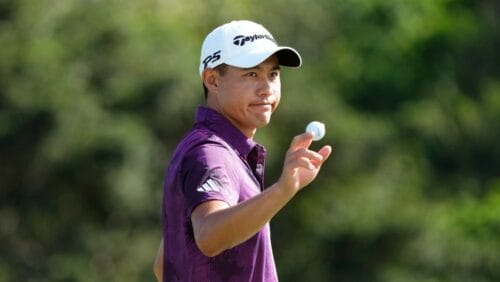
{"left": 192, "top": 182, "right": 295, "bottom": 257}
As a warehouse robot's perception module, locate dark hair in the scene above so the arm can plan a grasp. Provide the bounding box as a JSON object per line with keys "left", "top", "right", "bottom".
{"left": 203, "top": 64, "right": 228, "bottom": 99}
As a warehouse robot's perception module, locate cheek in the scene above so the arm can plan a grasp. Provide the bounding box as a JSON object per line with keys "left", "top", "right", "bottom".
{"left": 275, "top": 96, "right": 281, "bottom": 109}
{"left": 218, "top": 82, "right": 241, "bottom": 105}
{"left": 272, "top": 83, "right": 281, "bottom": 110}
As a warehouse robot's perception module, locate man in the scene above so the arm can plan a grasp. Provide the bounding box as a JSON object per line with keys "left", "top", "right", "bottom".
{"left": 155, "top": 20, "right": 332, "bottom": 281}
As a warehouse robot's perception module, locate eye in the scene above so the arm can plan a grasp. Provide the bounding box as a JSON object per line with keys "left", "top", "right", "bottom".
{"left": 270, "top": 71, "right": 280, "bottom": 79}
{"left": 246, "top": 72, "right": 258, "bottom": 77}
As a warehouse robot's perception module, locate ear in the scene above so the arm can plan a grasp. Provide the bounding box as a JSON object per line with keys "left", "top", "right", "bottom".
{"left": 202, "top": 68, "right": 219, "bottom": 94}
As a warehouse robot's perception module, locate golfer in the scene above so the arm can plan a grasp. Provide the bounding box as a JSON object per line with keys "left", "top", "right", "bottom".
{"left": 154, "top": 20, "right": 332, "bottom": 281}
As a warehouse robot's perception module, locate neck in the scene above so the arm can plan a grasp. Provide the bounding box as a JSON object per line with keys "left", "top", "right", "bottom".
{"left": 205, "top": 104, "right": 256, "bottom": 139}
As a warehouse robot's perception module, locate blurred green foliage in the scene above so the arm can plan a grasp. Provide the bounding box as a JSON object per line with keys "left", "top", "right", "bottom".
{"left": 1, "top": 0, "right": 499, "bottom": 281}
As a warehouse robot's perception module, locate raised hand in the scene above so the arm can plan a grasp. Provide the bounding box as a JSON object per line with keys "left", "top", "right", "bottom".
{"left": 277, "top": 132, "right": 332, "bottom": 195}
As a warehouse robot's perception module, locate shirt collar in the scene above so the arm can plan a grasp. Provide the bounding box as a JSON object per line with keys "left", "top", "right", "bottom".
{"left": 195, "top": 106, "right": 257, "bottom": 158}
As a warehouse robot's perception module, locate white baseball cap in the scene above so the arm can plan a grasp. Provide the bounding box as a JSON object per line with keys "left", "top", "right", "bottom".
{"left": 199, "top": 20, "right": 302, "bottom": 76}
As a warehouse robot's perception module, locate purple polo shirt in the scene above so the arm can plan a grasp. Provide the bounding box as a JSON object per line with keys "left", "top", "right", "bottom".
{"left": 162, "top": 106, "right": 278, "bottom": 282}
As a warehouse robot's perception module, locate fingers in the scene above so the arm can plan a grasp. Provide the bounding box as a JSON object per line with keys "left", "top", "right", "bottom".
{"left": 287, "top": 147, "right": 323, "bottom": 170}
{"left": 311, "top": 145, "right": 332, "bottom": 168}
{"left": 287, "top": 132, "right": 314, "bottom": 153}
{"left": 285, "top": 132, "right": 332, "bottom": 172}
{"left": 318, "top": 145, "right": 332, "bottom": 161}
{"left": 280, "top": 137, "right": 333, "bottom": 193}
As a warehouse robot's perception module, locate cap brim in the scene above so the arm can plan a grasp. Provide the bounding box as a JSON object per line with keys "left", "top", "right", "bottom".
{"left": 275, "top": 47, "right": 302, "bottom": 68}
{"left": 226, "top": 46, "right": 302, "bottom": 69}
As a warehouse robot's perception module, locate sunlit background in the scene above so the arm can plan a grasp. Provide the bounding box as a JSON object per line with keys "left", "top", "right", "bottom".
{"left": 1, "top": 0, "right": 499, "bottom": 281}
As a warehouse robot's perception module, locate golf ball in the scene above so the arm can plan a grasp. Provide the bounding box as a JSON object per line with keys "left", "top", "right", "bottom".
{"left": 306, "top": 121, "right": 325, "bottom": 141}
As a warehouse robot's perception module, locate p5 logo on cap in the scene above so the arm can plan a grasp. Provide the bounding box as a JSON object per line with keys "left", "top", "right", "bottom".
{"left": 202, "top": 50, "right": 221, "bottom": 70}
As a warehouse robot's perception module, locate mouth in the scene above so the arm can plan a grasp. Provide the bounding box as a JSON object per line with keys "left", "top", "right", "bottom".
{"left": 249, "top": 102, "right": 274, "bottom": 112}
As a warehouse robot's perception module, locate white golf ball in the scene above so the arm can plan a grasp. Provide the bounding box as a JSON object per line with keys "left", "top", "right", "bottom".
{"left": 306, "top": 121, "right": 326, "bottom": 141}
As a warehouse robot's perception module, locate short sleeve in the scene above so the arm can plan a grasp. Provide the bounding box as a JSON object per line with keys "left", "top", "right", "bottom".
{"left": 181, "top": 141, "right": 240, "bottom": 216}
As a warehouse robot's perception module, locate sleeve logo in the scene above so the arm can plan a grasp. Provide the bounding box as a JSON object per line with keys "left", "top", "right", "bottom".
{"left": 196, "top": 178, "right": 221, "bottom": 193}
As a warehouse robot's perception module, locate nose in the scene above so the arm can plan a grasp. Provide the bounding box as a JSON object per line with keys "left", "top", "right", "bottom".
{"left": 257, "top": 77, "right": 274, "bottom": 97}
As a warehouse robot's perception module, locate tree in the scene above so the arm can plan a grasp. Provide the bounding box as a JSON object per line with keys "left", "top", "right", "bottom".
{"left": 0, "top": 0, "right": 498, "bottom": 281}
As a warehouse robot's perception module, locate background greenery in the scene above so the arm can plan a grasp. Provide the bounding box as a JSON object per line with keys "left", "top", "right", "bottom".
{"left": 1, "top": 0, "right": 499, "bottom": 281}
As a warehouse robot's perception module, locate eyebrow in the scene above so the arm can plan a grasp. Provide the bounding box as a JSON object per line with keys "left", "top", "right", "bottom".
{"left": 241, "top": 64, "right": 281, "bottom": 71}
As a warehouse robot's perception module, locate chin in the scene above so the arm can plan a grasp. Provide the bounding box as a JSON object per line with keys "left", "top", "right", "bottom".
{"left": 256, "top": 117, "right": 272, "bottom": 128}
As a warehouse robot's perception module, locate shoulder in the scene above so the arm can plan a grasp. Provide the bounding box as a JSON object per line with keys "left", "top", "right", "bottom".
{"left": 182, "top": 127, "right": 230, "bottom": 152}
{"left": 185, "top": 136, "right": 236, "bottom": 164}
{"left": 175, "top": 128, "right": 235, "bottom": 165}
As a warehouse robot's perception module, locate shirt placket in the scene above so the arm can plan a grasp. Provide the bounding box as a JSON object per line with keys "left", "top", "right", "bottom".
{"left": 247, "top": 145, "right": 266, "bottom": 190}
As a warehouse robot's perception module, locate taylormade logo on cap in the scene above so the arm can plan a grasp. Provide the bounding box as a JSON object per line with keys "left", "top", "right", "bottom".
{"left": 199, "top": 20, "right": 302, "bottom": 76}
{"left": 232, "top": 34, "right": 276, "bottom": 46}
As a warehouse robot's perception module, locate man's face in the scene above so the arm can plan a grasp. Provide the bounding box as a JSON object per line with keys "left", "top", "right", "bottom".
{"left": 207, "top": 55, "right": 281, "bottom": 138}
